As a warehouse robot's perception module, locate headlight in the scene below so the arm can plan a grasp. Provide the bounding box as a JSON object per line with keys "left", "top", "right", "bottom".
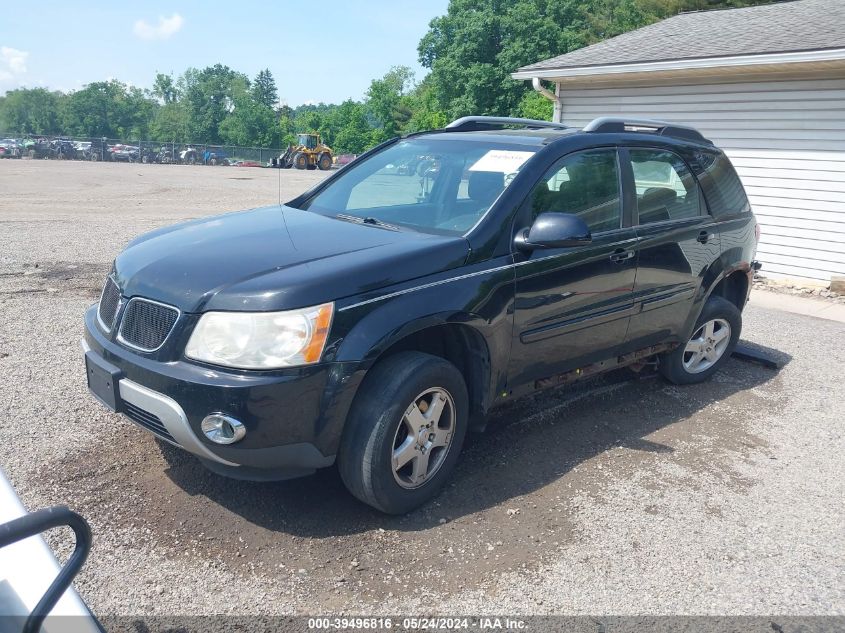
{"left": 185, "top": 302, "right": 333, "bottom": 369}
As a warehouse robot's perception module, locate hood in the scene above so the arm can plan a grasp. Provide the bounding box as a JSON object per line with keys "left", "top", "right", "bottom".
{"left": 113, "top": 205, "right": 469, "bottom": 312}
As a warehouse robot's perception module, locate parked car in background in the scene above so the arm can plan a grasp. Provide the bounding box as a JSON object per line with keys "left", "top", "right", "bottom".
{"left": 179, "top": 146, "right": 199, "bottom": 165}
{"left": 203, "top": 147, "right": 229, "bottom": 166}
{"left": 154, "top": 145, "right": 176, "bottom": 164}
{"left": 75, "top": 138, "right": 110, "bottom": 161}
{"left": 0, "top": 138, "right": 23, "bottom": 158}
{"left": 139, "top": 146, "right": 156, "bottom": 164}
{"left": 50, "top": 138, "right": 77, "bottom": 160}
{"left": 74, "top": 140, "right": 92, "bottom": 158}
{"left": 22, "top": 137, "right": 52, "bottom": 159}
{"left": 335, "top": 154, "right": 357, "bottom": 167}
{"left": 109, "top": 144, "right": 140, "bottom": 162}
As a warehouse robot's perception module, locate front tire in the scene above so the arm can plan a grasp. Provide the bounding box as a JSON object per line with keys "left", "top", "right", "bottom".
{"left": 338, "top": 352, "right": 469, "bottom": 514}
{"left": 659, "top": 295, "right": 741, "bottom": 385}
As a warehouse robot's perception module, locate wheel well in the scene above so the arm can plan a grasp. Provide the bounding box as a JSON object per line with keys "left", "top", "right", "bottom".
{"left": 376, "top": 324, "right": 491, "bottom": 427}
{"left": 710, "top": 270, "right": 749, "bottom": 311}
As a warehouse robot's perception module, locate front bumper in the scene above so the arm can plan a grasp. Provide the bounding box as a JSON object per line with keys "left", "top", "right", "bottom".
{"left": 82, "top": 305, "right": 365, "bottom": 479}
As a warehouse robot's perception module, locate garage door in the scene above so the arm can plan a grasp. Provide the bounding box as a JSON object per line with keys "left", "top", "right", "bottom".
{"left": 558, "top": 78, "right": 845, "bottom": 282}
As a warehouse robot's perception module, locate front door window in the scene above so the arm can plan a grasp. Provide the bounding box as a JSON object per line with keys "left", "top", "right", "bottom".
{"left": 527, "top": 148, "right": 622, "bottom": 234}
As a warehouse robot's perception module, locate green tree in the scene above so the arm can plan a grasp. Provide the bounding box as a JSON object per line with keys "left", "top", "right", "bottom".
{"left": 418, "top": 0, "right": 591, "bottom": 118}
{"left": 150, "top": 102, "right": 189, "bottom": 142}
{"left": 152, "top": 72, "right": 179, "bottom": 104}
{"left": 329, "top": 101, "right": 374, "bottom": 154}
{"left": 278, "top": 105, "right": 297, "bottom": 146}
{"left": 180, "top": 64, "right": 249, "bottom": 143}
{"left": 417, "top": 0, "right": 776, "bottom": 119}
{"left": 518, "top": 90, "right": 553, "bottom": 121}
{"left": 366, "top": 66, "right": 415, "bottom": 138}
{"left": 405, "top": 76, "right": 448, "bottom": 132}
{"left": 220, "top": 94, "right": 280, "bottom": 147}
{"left": 251, "top": 69, "right": 278, "bottom": 109}
{"left": 61, "top": 80, "right": 157, "bottom": 138}
{"left": 0, "top": 88, "right": 64, "bottom": 134}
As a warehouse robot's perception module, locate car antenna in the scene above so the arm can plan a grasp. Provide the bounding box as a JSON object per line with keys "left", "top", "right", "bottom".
{"left": 277, "top": 151, "right": 297, "bottom": 250}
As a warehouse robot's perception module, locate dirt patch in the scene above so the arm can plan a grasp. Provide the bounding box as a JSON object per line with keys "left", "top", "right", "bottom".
{"left": 47, "top": 360, "right": 778, "bottom": 607}
{"left": 0, "top": 261, "right": 105, "bottom": 299}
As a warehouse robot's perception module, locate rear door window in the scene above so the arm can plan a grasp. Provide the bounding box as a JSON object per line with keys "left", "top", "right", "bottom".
{"left": 629, "top": 149, "right": 700, "bottom": 224}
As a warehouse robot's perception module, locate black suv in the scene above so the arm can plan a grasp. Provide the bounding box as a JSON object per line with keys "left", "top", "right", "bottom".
{"left": 83, "top": 116, "right": 759, "bottom": 514}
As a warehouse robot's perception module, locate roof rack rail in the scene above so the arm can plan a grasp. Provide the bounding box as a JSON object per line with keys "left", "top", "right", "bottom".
{"left": 583, "top": 117, "right": 712, "bottom": 144}
{"left": 445, "top": 116, "right": 569, "bottom": 132}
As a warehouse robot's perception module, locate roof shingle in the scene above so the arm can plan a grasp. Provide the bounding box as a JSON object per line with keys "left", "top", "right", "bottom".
{"left": 518, "top": 0, "right": 845, "bottom": 73}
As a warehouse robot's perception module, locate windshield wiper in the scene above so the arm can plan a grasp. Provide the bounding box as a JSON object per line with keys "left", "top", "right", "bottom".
{"left": 335, "top": 213, "right": 400, "bottom": 231}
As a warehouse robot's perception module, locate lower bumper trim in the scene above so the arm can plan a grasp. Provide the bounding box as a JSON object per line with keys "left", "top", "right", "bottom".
{"left": 117, "top": 378, "right": 239, "bottom": 467}
{"left": 82, "top": 336, "right": 336, "bottom": 476}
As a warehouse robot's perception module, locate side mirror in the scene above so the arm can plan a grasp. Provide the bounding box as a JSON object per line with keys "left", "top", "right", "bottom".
{"left": 515, "top": 212, "right": 592, "bottom": 251}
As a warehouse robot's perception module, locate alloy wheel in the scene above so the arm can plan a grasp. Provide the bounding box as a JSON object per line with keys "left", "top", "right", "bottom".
{"left": 682, "top": 318, "right": 731, "bottom": 374}
{"left": 391, "top": 388, "right": 456, "bottom": 489}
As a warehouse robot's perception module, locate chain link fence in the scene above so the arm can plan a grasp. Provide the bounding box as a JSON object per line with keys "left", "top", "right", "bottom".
{"left": 0, "top": 132, "right": 283, "bottom": 166}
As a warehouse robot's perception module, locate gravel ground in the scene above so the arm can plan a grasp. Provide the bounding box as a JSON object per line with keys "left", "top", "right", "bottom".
{"left": 0, "top": 160, "right": 842, "bottom": 618}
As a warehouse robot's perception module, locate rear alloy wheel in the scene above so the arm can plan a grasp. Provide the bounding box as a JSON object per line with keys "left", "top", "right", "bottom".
{"left": 682, "top": 318, "right": 731, "bottom": 374}
{"left": 338, "top": 351, "right": 468, "bottom": 514}
{"left": 659, "top": 295, "right": 741, "bottom": 385}
{"left": 318, "top": 153, "right": 332, "bottom": 171}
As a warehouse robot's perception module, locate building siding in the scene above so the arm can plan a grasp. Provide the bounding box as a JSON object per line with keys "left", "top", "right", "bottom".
{"left": 557, "top": 78, "right": 845, "bottom": 282}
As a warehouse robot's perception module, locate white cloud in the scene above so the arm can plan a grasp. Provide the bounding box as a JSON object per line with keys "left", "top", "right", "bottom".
{"left": 133, "top": 13, "right": 184, "bottom": 40}
{"left": 0, "top": 46, "right": 28, "bottom": 81}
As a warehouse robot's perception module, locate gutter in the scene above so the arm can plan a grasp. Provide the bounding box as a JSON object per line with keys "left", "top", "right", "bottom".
{"left": 512, "top": 47, "right": 845, "bottom": 80}
{"left": 531, "top": 77, "right": 556, "bottom": 101}
{"left": 531, "top": 78, "right": 562, "bottom": 123}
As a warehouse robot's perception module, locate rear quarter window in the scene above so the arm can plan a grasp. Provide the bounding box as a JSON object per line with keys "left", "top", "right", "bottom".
{"left": 692, "top": 150, "right": 751, "bottom": 217}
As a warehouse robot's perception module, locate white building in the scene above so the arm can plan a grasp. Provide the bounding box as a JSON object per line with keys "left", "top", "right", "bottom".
{"left": 513, "top": 0, "right": 845, "bottom": 285}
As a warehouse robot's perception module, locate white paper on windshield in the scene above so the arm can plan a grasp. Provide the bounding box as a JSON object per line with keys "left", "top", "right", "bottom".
{"left": 469, "top": 150, "right": 534, "bottom": 174}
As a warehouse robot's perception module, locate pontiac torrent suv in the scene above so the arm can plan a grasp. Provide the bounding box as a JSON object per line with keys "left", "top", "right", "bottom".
{"left": 83, "top": 116, "right": 759, "bottom": 514}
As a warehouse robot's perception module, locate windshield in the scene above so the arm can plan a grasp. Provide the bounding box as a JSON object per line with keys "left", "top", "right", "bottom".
{"left": 300, "top": 137, "right": 538, "bottom": 235}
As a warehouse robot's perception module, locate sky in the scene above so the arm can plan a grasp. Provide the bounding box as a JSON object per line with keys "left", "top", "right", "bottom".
{"left": 0, "top": 0, "right": 450, "bottom": 106}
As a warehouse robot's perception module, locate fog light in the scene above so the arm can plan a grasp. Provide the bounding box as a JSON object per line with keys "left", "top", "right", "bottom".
{"left": 201, "top": 413, "right": 246, "bottom": 445}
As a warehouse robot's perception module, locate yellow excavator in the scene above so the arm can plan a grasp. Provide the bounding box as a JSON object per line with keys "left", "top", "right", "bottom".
{"left": 275, "top": 133, "right": 333, "bottom": 170}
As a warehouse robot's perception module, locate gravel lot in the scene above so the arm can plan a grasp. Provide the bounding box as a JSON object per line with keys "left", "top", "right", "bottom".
{"left": 0, "top": 160, "right": 842, "bottom": 618}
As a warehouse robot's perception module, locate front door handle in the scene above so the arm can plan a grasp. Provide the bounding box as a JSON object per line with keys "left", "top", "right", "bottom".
{"left": 609, "top": 249, "right": 635, "bottom": 264}
{"left": 697, "top": 230, "right": 710, "bottom": 244}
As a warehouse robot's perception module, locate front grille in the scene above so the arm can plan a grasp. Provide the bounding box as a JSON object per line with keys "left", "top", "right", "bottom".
{"left": 123, "top": 401, "right": 177, "bottom": 444}
{"left": 117, "top": 298, "right": 179, "bottom": 351}
{"left": 97, "top": 277, "right": 121, "bottom": 331}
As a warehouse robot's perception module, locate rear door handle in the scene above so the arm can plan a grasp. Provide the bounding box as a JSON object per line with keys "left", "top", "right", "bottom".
{"left": 697, "top": 230, "right": 710, "bottom": 244}
{"left": 609, "top": 249, "right": 635, "bottom": 263}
